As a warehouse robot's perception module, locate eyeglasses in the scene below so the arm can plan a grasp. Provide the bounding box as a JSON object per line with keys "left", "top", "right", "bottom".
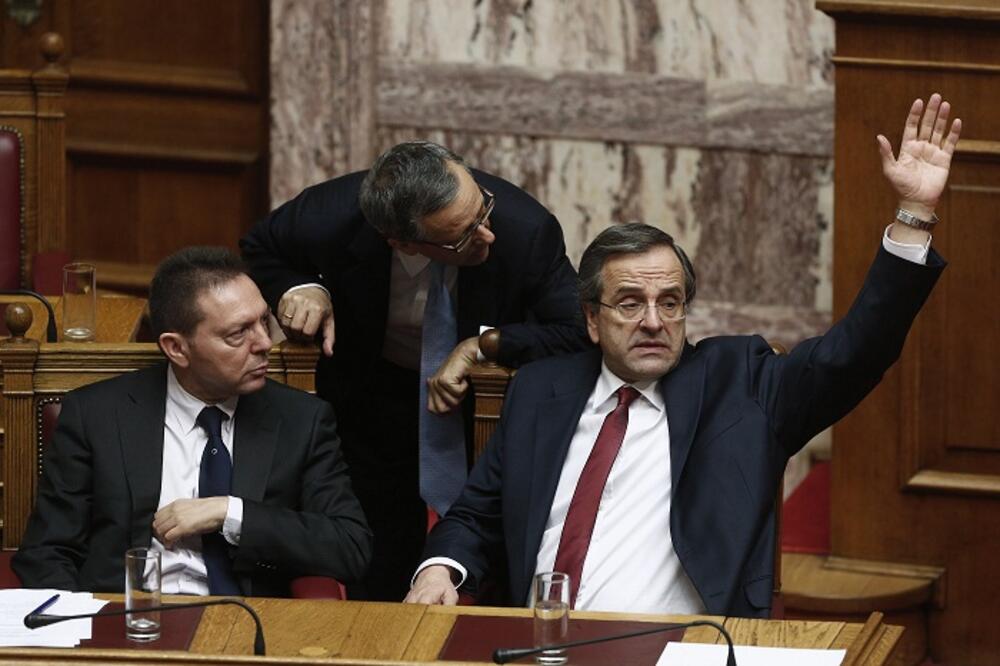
{"left": 419, "top": 186, "right": 495, "bottom": 253}
{"left": 598, "top": 299, "right": 687, "bottom": 322}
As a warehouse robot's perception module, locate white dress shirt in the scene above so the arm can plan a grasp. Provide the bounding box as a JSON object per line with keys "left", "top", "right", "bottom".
{"left": 152, "top": 367, "right": 244, "bottom": 595}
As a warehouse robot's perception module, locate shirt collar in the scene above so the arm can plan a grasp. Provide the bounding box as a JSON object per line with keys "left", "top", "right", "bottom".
{"left": 166, "top": 365, "right": 238, "bottom": 436}
{"left": 394, "top": 249, "right": 431, "bottom": 278}
{"left": 592, "top": 361, "right": 665, "bottom": 413}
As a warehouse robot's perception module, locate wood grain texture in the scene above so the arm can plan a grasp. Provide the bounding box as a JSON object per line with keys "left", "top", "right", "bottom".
{"left": 824, "top": 4, "right": 1000, "bottom": 664}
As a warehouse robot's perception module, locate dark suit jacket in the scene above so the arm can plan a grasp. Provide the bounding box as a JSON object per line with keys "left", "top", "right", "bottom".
{"left": 424, "top": 246, "right": 945, "bottom": 617}
{"left": 240, "top": 169, "right": 591, "bottom": 417}
{"left": 13, "top": 363, "right": 373, "bottom": 597}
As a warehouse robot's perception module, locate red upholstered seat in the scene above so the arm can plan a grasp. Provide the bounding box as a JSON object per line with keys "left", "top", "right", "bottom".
{"left": 0, "top": 129, "right": 22, "bottom": 290}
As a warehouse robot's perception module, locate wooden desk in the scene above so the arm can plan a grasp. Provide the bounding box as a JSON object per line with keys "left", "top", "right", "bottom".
{"left": 0, "top": 598, "right": 903, "bottom": 665}
{"left": 1, "top": 294, "right": 146, "bottom": 343}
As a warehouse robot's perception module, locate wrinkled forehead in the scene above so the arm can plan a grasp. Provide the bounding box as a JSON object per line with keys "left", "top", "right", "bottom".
{"left": 600, "top": 246, "right": 685, "bottom": 296}
{"left": 192, "top": 275, "right": 267, "bottom": 329}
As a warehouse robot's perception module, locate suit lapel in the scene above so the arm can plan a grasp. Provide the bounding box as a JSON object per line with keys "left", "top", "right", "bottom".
{"left": 118, "top": 364, "right": 168, "bottom": 548}
{"left": 522, "top": 352, "right": 602, "bottom": 581}
{"left": 661, "top": 342, "right": 706, "bottom": 489}
{"left": 231, "top": 386, "right": 279, "bottom": 502}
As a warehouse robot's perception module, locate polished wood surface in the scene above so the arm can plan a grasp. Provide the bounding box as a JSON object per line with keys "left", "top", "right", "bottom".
{"left": 0, "top": 597, "right": 903, "bottom": 664}
{"left": 1, "top": 3, "right": 269, "bottom": 279}
{"left": 1, "top": 294, "right": 146, "bottom": 343}
{"left": 818, "top": 2, "right": 1000, "bottom": 664}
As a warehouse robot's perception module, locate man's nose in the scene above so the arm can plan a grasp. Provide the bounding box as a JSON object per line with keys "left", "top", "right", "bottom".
{"left": 638, "top": 303, "right": 664, "bottom": 332}
{"left": 478, "top": 219, "right": 496, "bottom": 245}
{"left": 252, "top": 323, "right": 273, "bottom": 352}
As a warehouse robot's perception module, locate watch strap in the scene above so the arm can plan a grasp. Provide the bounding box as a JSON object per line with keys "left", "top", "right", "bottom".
{"left": 895, "top": 207, "right": 939, "bottom": 231}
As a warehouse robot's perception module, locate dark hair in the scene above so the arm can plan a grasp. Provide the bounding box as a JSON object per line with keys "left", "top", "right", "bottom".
{"left": 578, "top": 223, "right": 697, "bottom": 308}
{"left": 149, "top": 247, "right": 248, "bottom": 337}
{"left": 359, "top": 141, "right": 470, "bottom": 241}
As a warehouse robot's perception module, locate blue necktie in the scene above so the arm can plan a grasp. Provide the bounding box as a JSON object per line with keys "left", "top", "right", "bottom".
{"left": 197, "top": 406, "right": 241, "bottom": 596}
{"left": 418, "top": 262, "right": 468, "bottom": 516}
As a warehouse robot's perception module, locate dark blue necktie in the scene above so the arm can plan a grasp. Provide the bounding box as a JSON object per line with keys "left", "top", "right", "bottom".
{"left": 418, "top": 262, "right": 468, "bottom": 517}
{"left": 197, "top": 406, "right": 241, "bottom": 595}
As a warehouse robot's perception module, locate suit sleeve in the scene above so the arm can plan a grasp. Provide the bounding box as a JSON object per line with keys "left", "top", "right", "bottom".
{"left": 12, "top": 393, "right": 91, "bottom": 590}
{"left": 233, "top": 402, "right": 373, "bottom": 583}
{"left": 495, "top": 215, "right": 591, "bottom": 367}
{"left": 240, "top": 192, "right": 329, "bottom": 311}
{"left": 754, "top": 246, "right": 946, "bottom": 457}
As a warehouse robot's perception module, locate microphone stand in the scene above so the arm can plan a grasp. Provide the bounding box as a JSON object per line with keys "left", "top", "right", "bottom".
{"left": 25, "top": 598, "right": 266, "bottom": 656}
{"left": 493, "top": 618, "right": 736, "bottom": 665}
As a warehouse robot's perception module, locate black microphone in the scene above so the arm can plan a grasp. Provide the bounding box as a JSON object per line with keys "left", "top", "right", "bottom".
{"left": 24, "top": 598, "right": 266, "bottom": 656}
{"left": 492, "top": 618, "right": 736, "bottom": 665}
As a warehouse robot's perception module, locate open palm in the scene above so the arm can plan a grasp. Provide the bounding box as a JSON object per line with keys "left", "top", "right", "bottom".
{"left": 877, "top": 94, "right": 962, "bottom": 211}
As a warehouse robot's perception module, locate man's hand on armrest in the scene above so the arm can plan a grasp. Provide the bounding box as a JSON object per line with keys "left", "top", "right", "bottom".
{"left": 404, "top": 564, "right": 460, "bottom": 605}
{"left": 277, "top": 285, "right": 336, "bottom": 356}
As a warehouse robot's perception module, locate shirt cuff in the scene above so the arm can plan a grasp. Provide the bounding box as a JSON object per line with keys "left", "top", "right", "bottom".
{"left": 882, "top": 224, "right": 929, "bottom": 265}
{"left": 411, "top": 557, "right": 467, "bottom": 589}
{"left": 223, "top": 496, "right": 243, "bottom": 546}
{"left": 285, "top": 282, "right": 330, "bottom": 298}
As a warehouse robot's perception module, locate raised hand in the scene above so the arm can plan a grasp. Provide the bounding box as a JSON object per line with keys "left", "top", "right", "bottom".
{"left": 876, "top": 93, "right": 962, "bottom": 218}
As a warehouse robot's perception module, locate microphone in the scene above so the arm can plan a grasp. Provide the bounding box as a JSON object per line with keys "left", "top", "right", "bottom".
{"left": 492, "top": 618, "right": 736, "bottom": 665}
{"left": 24, "top": 598, "right": 266, "bottom": 656}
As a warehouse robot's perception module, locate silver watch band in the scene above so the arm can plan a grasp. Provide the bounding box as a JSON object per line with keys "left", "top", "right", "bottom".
{"left": 895, "top": 207, "right": 939, "bottom": 231}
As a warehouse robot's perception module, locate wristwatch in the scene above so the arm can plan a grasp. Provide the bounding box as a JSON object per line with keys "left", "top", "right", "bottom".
{"left": 895, "top": 207, "right": 939, "bottom": 231}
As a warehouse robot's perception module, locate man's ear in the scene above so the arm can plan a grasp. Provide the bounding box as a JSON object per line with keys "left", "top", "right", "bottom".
{"left": 584, "top": 304, "right": 601, "bottom": 345}
{"left": 386, "top": 238, "right": 420, "bottom": 256}
{"left": 158, "top": 332, "right": 191, "bottom": 368}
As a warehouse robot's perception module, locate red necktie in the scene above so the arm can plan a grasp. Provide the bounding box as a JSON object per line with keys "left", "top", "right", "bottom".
{"left": 553, "top": 386, "right": 640, "bottom": 608}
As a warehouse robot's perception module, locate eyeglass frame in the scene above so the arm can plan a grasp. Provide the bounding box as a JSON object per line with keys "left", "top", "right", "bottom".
{"left": 417, "top": 186, "right": 495, "bottom": 253}
{"left": 596, "top": 298, "right": 688, "bottom": 322}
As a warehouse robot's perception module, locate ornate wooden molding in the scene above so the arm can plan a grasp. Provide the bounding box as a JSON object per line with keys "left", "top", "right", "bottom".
{"left": 69, "top": 59, "right": 255, "bottom": 97}
{"left": 818, "top": 0, "right": 1000, "bottom": 21}
{"left": 66, "top": 139, "right": 259, "bottom": 168}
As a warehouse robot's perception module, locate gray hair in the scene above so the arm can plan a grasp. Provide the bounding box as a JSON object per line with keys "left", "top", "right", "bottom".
{"left": 578, "top": 223, "right": 697, "bottom": 307}
{"left": 359, "top": 141, "right": 471, "bottom": 241}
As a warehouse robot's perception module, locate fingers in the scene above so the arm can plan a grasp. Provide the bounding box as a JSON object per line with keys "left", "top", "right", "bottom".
{"left": 930, "top": 100, "right": 950, "bottom": 146}
{"left": 403, "top": 583, "right": 458, "bottom": 605}
{"left": 901, "top": 98, "right": 923, "bottom": 145}
{"left": 427, "top": 378, "right": 468, "bottom": 414}
{"left": 918, "top": 93, "right": 941, "bottom": 141}
{"left": 943, "top": 117, "right": 962, "bottom": 155}
{"left": 321, "top": 317, "right": 335, "bottom": 357}
{"left": 876, "top": 134, "right": 895, "bottom": 173}
{"left": 277, "top": 287, "right": 335, "bottom": 350}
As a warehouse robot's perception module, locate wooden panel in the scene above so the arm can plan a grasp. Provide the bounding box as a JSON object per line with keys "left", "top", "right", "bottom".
{"left": 823, "top": 3, "right": 1000, "bottom": 664}
{"left": 0, "top": 1, "right": 271, "bottom": 289}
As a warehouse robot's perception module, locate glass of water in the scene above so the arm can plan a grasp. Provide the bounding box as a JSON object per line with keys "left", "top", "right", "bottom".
{"left": 61, "top": 263, "right": 96, "bottom": 341}
{"left": 125, "top": 547, "right": 161, "bottom": 641}
{"left": 532, "top": 571, "right": 570, "bottom": 665}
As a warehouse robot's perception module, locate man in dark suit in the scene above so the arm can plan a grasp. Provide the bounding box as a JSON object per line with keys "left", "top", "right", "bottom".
{"left": 14, "top": 247, "right": 372, "bottom": 597}
{"left": 406, "top": 94, "right": 960, "bottom": 617}
{"left": 241, "top": 141, "right": 590, "bottom": 600}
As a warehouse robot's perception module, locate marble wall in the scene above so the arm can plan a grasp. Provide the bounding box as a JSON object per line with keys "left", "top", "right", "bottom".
{"left": 270, "top": 0, "right": 837, "bottom": 481}
{"left": 270, "top": 0, "right": 837, "bottom": 350}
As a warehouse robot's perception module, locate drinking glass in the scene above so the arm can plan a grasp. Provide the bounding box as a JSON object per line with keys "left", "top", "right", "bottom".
{"left": 61, "top": 263, "right": 96, "bottom": 341}
{"left": 125, "top": 547, "right": 161, "bottom": 641}
{"left": 531, "top": 571, "right": 570, "bottom": 665}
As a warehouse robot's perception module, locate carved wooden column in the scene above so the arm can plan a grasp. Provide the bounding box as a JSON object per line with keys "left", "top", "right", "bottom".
{"left": 0, "top": 304, "right": 40, "bottom": 549}
{"left": 29, "top": 33, "right": 67, "bottom": 258}
{"left": 468, "top": 329, "right": 514, "bottom": 462}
